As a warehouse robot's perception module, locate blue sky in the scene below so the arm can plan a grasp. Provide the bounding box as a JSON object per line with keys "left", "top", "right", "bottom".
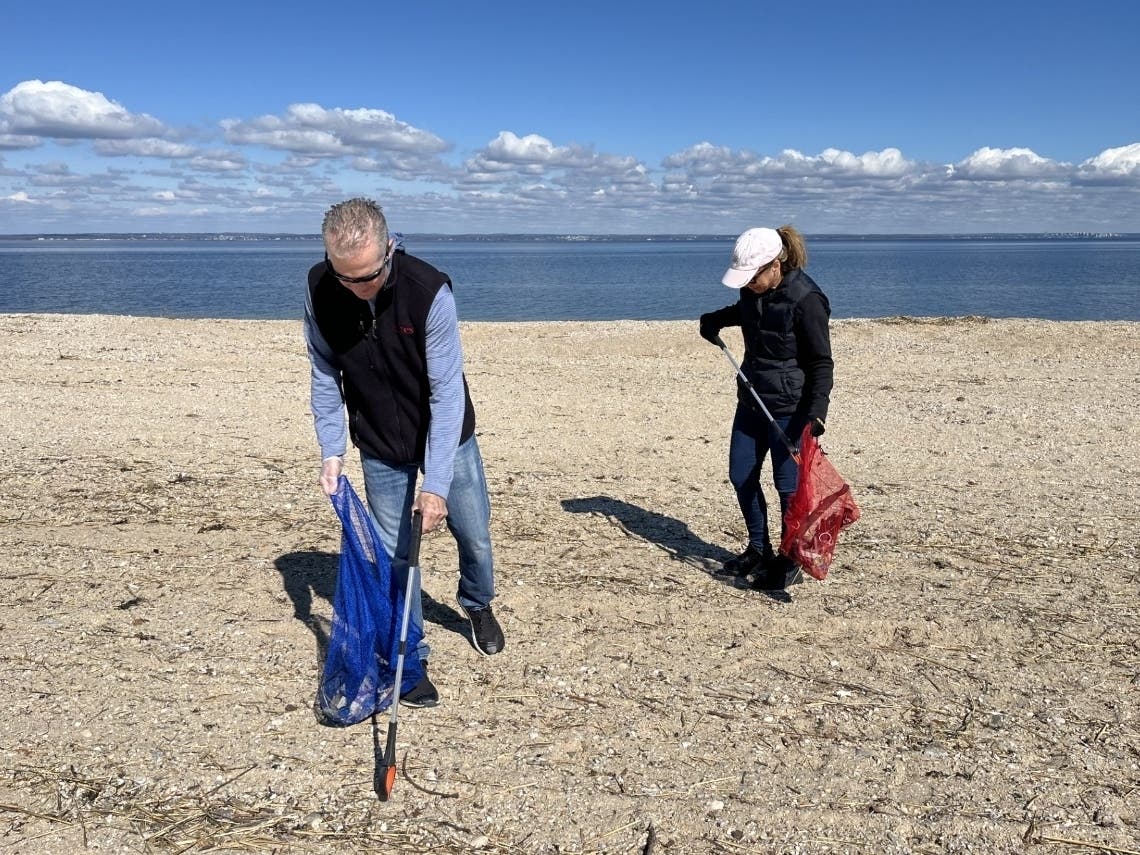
{"left": 2, "top": 0, "right": 1138, "bottom": 234}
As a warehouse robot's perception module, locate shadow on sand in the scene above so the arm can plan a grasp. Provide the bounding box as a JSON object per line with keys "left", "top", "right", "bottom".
{"left": 560, "top": 495, "right": 792, "bottom": 602}
{"left": 273, "top": 550, "right": 469, "bottom": 670}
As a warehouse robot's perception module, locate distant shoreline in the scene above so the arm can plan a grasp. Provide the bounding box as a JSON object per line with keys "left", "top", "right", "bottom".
{"left": 1, "top": 232, "right": 1136, "bottom": 242}
{"left": 2, "top": 312, "right": 1136, "bottom": 329}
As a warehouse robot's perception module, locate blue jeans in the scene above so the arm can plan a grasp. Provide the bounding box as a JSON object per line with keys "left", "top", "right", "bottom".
{"left": 728, "top": 404, "right": 805, "bottom": 553}
{"left": 360, "top": 435, "right": 496, "bottom": 662}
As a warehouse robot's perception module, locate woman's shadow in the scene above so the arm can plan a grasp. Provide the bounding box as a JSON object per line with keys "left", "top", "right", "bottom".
{"left": 560, "top": 496, "right": 750, "bottom": 582}
{"left": 560, "top": 496, "right": 791, "bottom": 600}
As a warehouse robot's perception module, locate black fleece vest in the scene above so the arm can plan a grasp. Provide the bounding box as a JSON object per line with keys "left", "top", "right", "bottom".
{"left": 307, "top": 249, "right": 476, "bottom": 464}
{"left": 739, "top": 268, "right": 829, "bottom": 416}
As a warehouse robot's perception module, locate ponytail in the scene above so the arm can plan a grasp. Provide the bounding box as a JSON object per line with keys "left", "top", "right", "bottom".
{"left": 777, "top": 225, "right": 808, "bottom": 270}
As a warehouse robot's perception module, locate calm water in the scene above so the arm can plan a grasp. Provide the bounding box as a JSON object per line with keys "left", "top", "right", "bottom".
{"left": 0, "top": 237, "right": 1137, "bottom": 321}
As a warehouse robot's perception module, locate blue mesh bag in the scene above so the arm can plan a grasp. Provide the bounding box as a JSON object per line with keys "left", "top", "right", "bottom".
{"left": 316, "top": 476, "right": 425, "bottom": 726}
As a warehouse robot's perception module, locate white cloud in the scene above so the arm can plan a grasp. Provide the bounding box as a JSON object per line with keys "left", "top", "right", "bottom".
{"left": 224, "top": 123, "right": 347, "bottom": 156}
{"left": 465, "top": 132, "right": 569, "bottom": 177}
{"left": 0, "top": 80, "right": 167, "bottom": 140}
{"left": 662, "top": 142, "right": 753, "bottom": 175}
{"left": 665, "top": 144, "right": 917, "bottom": 181}
{"left": 0, "top": 80, "right": 1137, "bottom": 232}
{"left": 470, "top": 132, "right": 649, "bottom": 179}
{"left": 1075, "top": 143, "right": 1140, "bottom": 184}
{"left": 251, "top": 155, "right": 326, "bottom": 173}
{"left": 950, "top": 147, "right": 1067, "bottom": 180}
{"left": 483, "top": 131, "right": 589, "bottom": 167}
{"left": 189, "top": 151, "right": 248, "bottom": 172}
{"left": 221, "top": 103, "right": 449, "bottom": 161}
{"left": 94, "top": 138, "right": 198, "bottom": 158}
{"left": 1, "top": 133, "right": 41, "bottom": 150}
{"left": 514, "top": 183, "right": 568, "bottom": 203}
{"left": 814, "top": 147, "right": 914, "bottom": 178}
{"left": 25, "top": 164, "right": 132, "bottom": 194}
{"left": 350, "top": 153, "right": 455, "bottom": 182}
{"left": 460, "top": 132, "right": 655, "bottom": 206}
{"left": 35, "top": 161, "right": 73, "bottom": 176}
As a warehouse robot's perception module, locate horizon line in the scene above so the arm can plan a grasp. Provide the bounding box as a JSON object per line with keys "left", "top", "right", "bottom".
{"left": 2, "top": 230, "right": 1136, "bottom": 240}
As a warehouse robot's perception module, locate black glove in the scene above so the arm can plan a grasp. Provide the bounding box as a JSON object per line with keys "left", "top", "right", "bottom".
{"left": 698, "top": 314, "right": 722, "bottom": 345}
{"left": 810, "top": 417, "right": 826, "bottom": 437}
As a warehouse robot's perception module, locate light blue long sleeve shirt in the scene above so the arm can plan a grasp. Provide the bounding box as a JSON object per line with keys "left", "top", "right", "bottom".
{"left": 303, "top": 262, "right": 468, "bottom": 500}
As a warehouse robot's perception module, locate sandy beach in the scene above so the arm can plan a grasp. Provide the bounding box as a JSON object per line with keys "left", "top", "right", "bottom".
{"left": 0, "top": 313, "right": 1137, "bottom": 854}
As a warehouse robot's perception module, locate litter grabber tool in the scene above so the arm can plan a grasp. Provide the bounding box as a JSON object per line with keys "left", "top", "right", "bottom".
{"left": 375, "top": 509, "right": 423, "bottom": 802}
{"left": 711, "top": 335, "right": 860, "bottom": 581}
{"left": 712, "top": 334, "right": 801, "bottom": 464}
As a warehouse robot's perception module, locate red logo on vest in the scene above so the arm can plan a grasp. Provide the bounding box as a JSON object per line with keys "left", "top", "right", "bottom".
{"left": 398, "top": 325, "right": 415, "bottom": 334}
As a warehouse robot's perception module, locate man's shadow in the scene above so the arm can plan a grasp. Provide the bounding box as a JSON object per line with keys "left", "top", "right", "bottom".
{"left": 274, "top": 551, "right": 338, "bottom": 667}
{"left": 273, "top": 551, "right": 469, "bottom": 672}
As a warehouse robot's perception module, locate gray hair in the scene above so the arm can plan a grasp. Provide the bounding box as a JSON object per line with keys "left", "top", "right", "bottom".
{"left": 321, "top": 198, "right": 389, "bottom": 255}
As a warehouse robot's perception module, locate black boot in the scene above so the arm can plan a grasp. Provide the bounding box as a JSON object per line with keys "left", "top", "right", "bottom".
{"left": 752, "top": 554, "right": 803, "bottom": 590}
{"left": 722, "top": 544, "right": 769, "bottom": 577}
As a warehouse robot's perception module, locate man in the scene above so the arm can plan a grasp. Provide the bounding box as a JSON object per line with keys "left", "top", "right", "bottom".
{"left": 304, "top": 197, "right": 505, "bottom": 708}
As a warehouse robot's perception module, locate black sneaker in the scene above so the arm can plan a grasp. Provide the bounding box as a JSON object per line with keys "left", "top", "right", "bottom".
{"left": 752, "top": 555, "right": 803, "bottom": 590}
{"left": 457, "top": 600, "right": 505, "bottom": 656}
{"left": 400, "top": 666, "right": 439, "bottom": 708}
{"left": 721, "top": 544, "right": 768, "bottom": 577}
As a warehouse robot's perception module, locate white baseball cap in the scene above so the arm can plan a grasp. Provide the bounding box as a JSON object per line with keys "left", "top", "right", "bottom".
{"left": 721, "top": 227, "right": 783, "bottom": 288}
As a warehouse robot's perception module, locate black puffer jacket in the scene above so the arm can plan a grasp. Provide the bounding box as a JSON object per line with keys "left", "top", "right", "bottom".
{"left": 700, "top": 268, "right": 833, "bottom": 419}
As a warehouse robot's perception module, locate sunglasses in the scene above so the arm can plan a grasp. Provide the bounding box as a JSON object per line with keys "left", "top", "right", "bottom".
{"left": 749, "top": 257, "right": 781, "bottom": 282}
{"left": 325, "top": 247, "right": 392, "bottom": 285}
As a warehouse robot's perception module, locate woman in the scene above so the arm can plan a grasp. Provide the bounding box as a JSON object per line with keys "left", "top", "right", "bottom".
{"left": 699, "top": 225, "right": 834, "bottom": 590}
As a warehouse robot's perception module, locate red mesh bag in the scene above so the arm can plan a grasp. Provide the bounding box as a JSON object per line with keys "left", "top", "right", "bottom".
{"left": 780, "top": 424, "right": 861, "bottom": 581}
